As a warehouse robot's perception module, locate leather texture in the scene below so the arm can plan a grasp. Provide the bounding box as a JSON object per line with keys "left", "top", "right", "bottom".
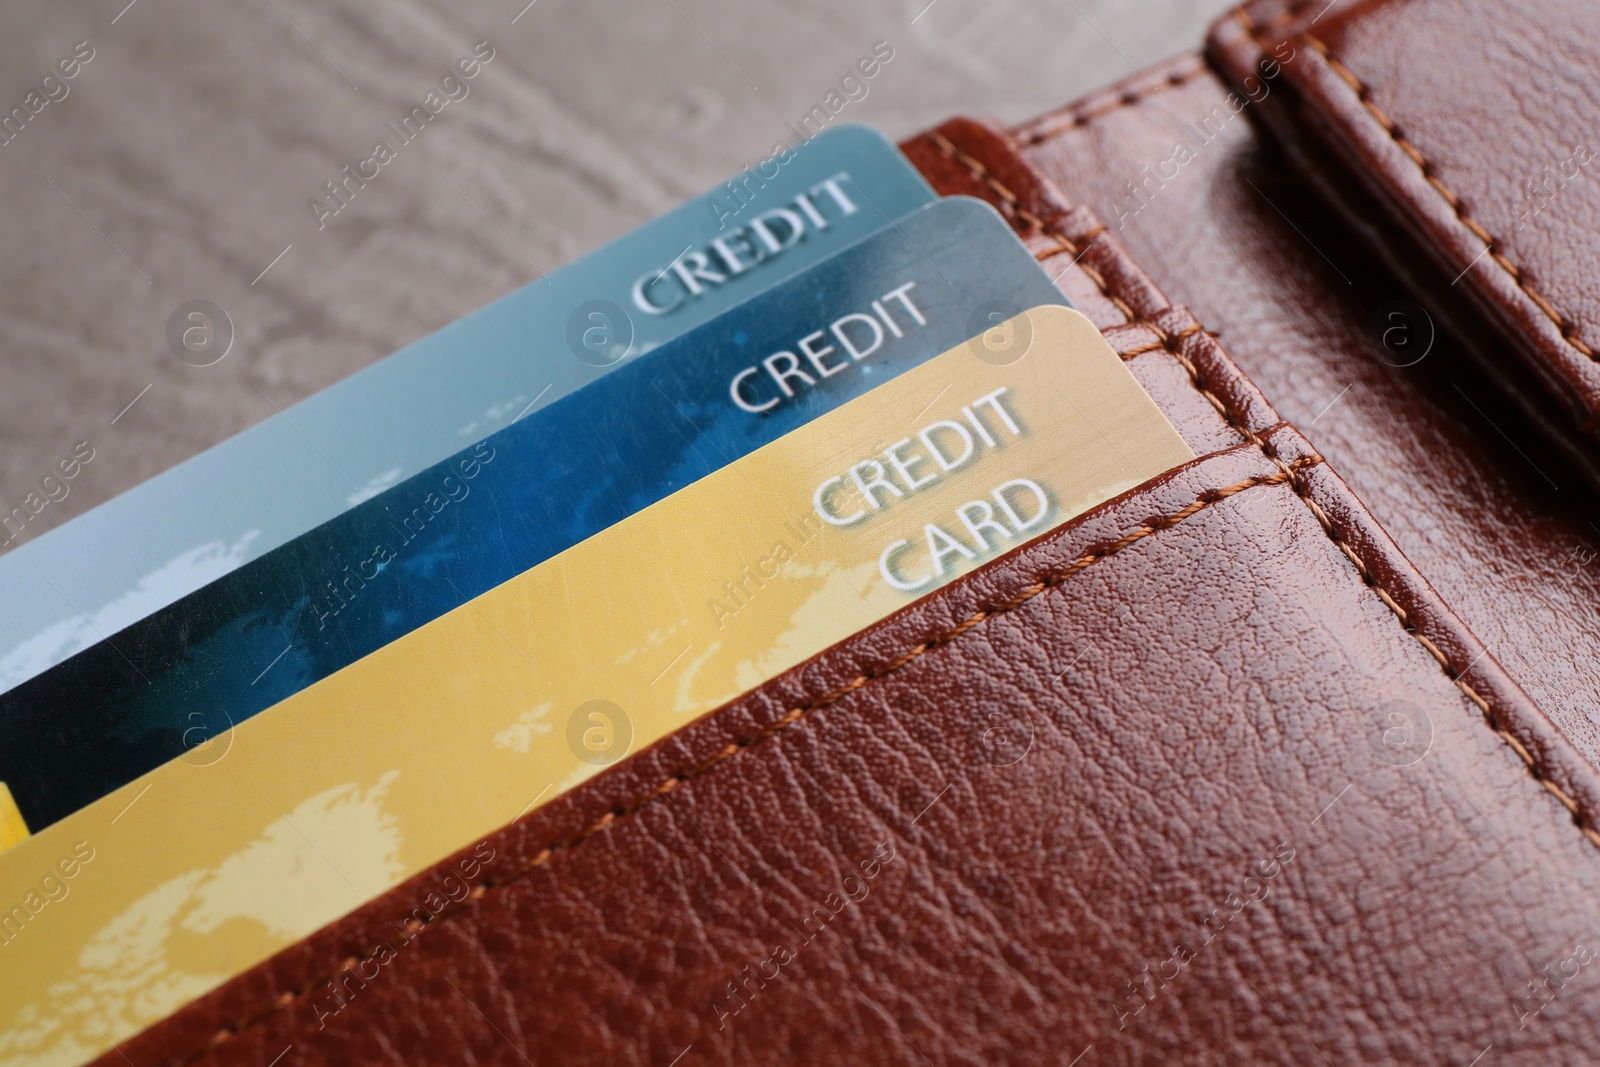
{"left": 1019, "top": 27, "right": 1600, "bottom": 769}
{"left": 1216, "top": 0, "right": 1600, "bottom": 444}
{"left": 1207, "top": 0, "right": 1600, "bottom": 499}
{"left": 95, "top": 443, "right": 1600, "bottom": 1067}
{"left": 94, "top": 85, "right": 1600, "bottom": 1064}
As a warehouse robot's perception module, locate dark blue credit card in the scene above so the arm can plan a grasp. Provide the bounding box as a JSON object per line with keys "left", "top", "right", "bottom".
{"left": 1, "top": 196, "right": 1068, "bottom": 831}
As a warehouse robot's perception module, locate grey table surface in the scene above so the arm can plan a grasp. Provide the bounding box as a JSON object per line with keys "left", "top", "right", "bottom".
{"left": 0, "top": 0, "right": 1233, "bottom": 552}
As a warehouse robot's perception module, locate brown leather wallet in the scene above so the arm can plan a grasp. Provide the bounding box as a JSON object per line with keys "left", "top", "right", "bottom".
{"left": 97, "top": 1, "right": 1600, "bottom": 1063}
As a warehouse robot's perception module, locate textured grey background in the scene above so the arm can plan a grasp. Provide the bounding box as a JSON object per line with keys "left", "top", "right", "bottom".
{"left": 0, "top": 0, "right": 1233, "bottom": 550}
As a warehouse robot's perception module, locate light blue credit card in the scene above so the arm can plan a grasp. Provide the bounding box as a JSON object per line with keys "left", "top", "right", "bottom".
{"left": 0, "top": 124, "right": 935, "bottom": 696}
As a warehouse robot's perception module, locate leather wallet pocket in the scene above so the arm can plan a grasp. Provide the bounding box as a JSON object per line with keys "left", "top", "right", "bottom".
{"left": 94, "top": 102, "right": 1600, "bottom": 1067}
{"left": 105, "top": 422, "right": 1600, "bottom": 1066}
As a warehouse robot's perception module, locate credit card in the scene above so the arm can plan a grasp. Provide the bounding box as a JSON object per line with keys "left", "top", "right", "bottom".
{"left": 0, "top": 124, "right": 935, "bottom": 698}
{"left": 0, "top": 785, "right": 24, "bottom": 852}
{"left": 0, "top": 306, "right": 1193, "bottom": 1065}
{"left": 0, "top": 197, "right": 1065, "bottom": 837}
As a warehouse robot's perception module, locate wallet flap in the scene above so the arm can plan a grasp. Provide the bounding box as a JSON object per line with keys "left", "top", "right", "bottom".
{"left": 1210, "top": 0, "right": 1600, "bottom": 447}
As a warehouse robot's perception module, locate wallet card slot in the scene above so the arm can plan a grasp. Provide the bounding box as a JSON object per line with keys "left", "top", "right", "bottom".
{"left": 72, "top": 79, "right": 1600, "bottom": 1065}
{"left": 102, "top": 433, "right": 1600, "bottom": 1066}
{"left": 80, "top": 128, "right": 1600, "bottom": 1046}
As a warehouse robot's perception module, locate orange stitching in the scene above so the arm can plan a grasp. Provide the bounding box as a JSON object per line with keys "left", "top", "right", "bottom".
{"left": 1038, "top": 226, "right": 1142, "bottom": 325}
{"left": 1281, "top": 458, "right": 1598, "bottom": 843}
{"left": 927, "top": 130, "right": 1148, "bottom": 329}
{"left": 1018, "top": 60, "right": 1210, "bottom": 146}
{"left": 1116, "top": 322, "right": 1203, "bottom": 360}
{"left": 1300, "top": 34, "right": 1596, "bottom": 361}
{"left": 925, "top": 123, "right": 1600, "bottom": 853}
{"left": 1213, "top": 15, "right": 1600, "bottom": 790}
{"left": 155, "top": 468, "right": 1303, "bottom": 1067}
{"left": 150, "top": 68, "right": 1600, "bottom": 1062}
{"left": 924, "top": 131, "right": 1256, "bottom": 444}
{"left": 1033, "top": 226, "right": 1106, "bottom": 261}
{"left": 1018, "top": 0, "right": 1330, "bottom": 148}
{"left": 927, "top": 129, "right": 1050, "bottom": 233}
{"left": 1211, "top": 17, "right": 1598, "bottom": 762}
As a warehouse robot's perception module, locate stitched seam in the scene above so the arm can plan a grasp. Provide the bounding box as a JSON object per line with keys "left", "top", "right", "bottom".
{"left": 931, "top": 127, "right": 1249, "bottom": 433}
{"left": 1117, "top": 323, "right": 1201, "bottom": 361}
{"left": 928, "top": 130, "right": 1052, "bottom": 233}
{"left": 1228, "top": 8, "right": 1595, "bottom": 814}
{"left": 155, "top": 466, "right": 1302, "bottom": 1067}
{"left": 926, "top": 131, "right": 1150, "bottom": 328}
{"left": 1296, "top": 34, "right": 1596, "bottom": 361}
{"left": 924, "top": 125, "right": 1600, "bottom": 852}
{"left": 149, "top": 83, "right": 1596, "bottom": 1063}
{"left": 936, "top": 130, "right": 1256, "bottom": 437}
{"left": 1034, "top": 229, "right": 1105, "bottom": 260}
{"left": 1019, "top": 60, "right": 1210, "bottom": 146}
{"left": 1017, "top": 0, "right": 1323, "bottom": 147}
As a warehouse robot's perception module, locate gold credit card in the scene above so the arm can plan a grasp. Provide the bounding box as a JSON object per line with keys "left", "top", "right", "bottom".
{"left": 0, "top": 785, "right": 26, "bottom": 852}
{"left": 0, "top": 305, "right": 1192, "bottom": 1066}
